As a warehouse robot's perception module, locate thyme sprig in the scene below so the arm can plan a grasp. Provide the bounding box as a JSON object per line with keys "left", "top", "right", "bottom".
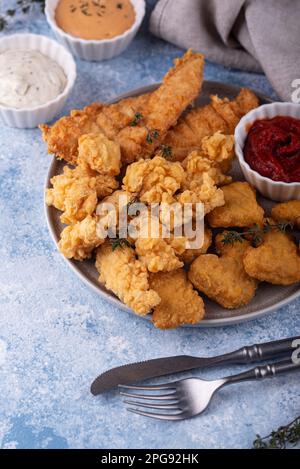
{"left": 253, "top": 417, "right": 300, "bottom": 449}
{"left": 110, "top": 237, "right": 133, "bottom": 251}
{"left": 130, "top": 112, "right": 143, "bottom": 127}
{"left": 222, "top": 221, "right": 294, "bottom": 247}
{"left": 159, "top": 144, "right": 172, "bottom": 159}
{"left": 0, "top": 1, "right": 45, "bottom": 31}
{"left": 146, "top": 129, "right": 160, "bottom": 144}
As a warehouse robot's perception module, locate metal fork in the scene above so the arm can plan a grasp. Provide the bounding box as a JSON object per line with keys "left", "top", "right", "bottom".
{"left": 119, "top": 359, "right": 300, "bottom": 420}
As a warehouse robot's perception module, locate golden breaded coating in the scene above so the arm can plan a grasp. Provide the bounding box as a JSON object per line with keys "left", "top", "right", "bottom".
{"left": 135, "top": 237, "right": 183, "bottom": 273}
{"left": 96, "top": 190, "right": 131, "bottom": 236}
{"left": 150, "top": 269, "right": 205, "bottom": 329}
{"left": 188, "top": 233, "right": 258, "bottom": 308}
{"left": 162, "top": 89, "right": 259, "bottom": 161}
{"left": 177, "top": 172, "right": 225, "bottom": 215}
{"left": 243, "top": 229, "right": 300, "bottom": 285}
{"left": 180, "top": 227, "right": 212, "bottom": 264}
{"left": 271, "top": 200, "right": 300, "bottom": 229}
{"left": 46, "top": 165, "right": 118, "bottom": 224}
{"left": 123, "top": 155, "right": 185, "bottom": 204}
{"left": 207, "top": 182, "right": 264, "bottom": 228}
{"left": 95, "top": 242, "right": 161, "bottom": 315}
{"left": 41, "top": 50, "right": 204, "bottom": 166}
{"left": 116, "top": 50, "right": 204, "bottom": 163}
{"left": 77, "top": 132, "right": 121, "bottom": 176}
{"left": 181, "top": 133, "right": 234, "bottom": 190}
{"left": 40, "top": 94, "right": 149, "bottom": 165}
{"left": 58, "top": 215, "right": 104, "bottom": 260}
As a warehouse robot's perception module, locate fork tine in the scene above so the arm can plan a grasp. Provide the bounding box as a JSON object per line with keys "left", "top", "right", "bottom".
{"left": 119, "top": 391, "right": 177, "bottom": 400}
{"left": 118, "top": 383, "right": 176, "bottom": 391}
{"left": 123, "top": 400, "right": 180, "bottom": 410}
{"left": 127, "top": 407, "right": 184, "bottom": 421}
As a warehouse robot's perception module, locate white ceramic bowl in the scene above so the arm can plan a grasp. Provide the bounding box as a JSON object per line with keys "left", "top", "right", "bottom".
{"left": 0, "top": 33, "right": 76, "bottom": 128}
{"left": 45, "top": 0, "right": 146, "bottom": 61}
{"left": 235, "top": 102, "right": 300, "bottom": 202}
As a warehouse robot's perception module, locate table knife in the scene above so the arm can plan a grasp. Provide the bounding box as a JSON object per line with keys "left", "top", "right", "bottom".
{"left": 91, "top": 335, "right": 300, "bottom": 395}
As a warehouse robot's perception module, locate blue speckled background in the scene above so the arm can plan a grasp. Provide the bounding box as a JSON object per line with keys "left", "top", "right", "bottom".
{"left": 0, "top": 0, "right": 299, "bottom": 449}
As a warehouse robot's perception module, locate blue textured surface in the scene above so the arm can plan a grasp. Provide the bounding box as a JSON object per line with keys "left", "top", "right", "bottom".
{"left": 0, "top": 1, "right": 299, "bottom": 449}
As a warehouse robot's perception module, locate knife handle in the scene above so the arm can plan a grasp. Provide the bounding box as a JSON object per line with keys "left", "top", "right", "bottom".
{"left": 217, "top": 336, "right": 300, "bottom": 365}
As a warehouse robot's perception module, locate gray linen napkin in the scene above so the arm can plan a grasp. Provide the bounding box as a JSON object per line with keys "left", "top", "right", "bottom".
{"left": 150, "top": 0, "right": 300, "bottom": 101}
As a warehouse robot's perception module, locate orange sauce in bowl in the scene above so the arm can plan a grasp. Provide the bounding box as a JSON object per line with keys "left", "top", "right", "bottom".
{"left": 55, "top": 0, "right": 136, "bottom": 40}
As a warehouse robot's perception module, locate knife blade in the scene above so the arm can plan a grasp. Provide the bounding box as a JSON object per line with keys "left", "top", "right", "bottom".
{"left": 90, "top": 336, "right": 299, "bottom": 395}
{"left": 91, "top": 355, "right": 208, "bottom": 395}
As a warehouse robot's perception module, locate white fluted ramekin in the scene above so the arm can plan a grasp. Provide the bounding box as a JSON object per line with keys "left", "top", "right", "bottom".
{"left": 235, "top": 102, "right": 300, "bottom": 202}
{"left": 0, "top": 33, "right": 76, "bottom": 128}
{"left": 45, "top": 0, "right": 146, "bottom": 61}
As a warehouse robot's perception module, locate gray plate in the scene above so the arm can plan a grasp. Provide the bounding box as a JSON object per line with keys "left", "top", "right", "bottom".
{"left": 45, "top": 81, "right": 300, "bottom": 327}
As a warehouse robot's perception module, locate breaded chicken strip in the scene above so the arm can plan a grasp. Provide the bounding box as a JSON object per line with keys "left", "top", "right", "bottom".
{"left": 46, "top": 165, "right": 118, "bottom": 224}
{"left": 77, "top": 132, "right": 121, "bottom": 176}
{"left": 243, "top": 229, "right": 300, "bottom": 285}
{"left": 188, "top": 233, "right": 258, "bottom": 309}
{"left": 162, "top": 89, "right": 259, "bottom": 161}
{"left": 271, "top": 200, "right": 300, "bottom": 229}
{"left": 41, "top": 50, "right": 204, "bottom": 165}
{"left": 207, "top": 182, "right": 264, "bottom": 228}
{"left": 40, "top": 94, "right": 149, "bottom": 165}
{"left": 59, "top": 215, "right": 104, "bottom": 260}
{"left": 150, "top": 269, "right": 205, "bottom": 329}
{"left": 95, "top": 242, "right": 161, "bottom": 316}
{"left": 123, "top": 155, "right": 185, "bottom": 204}
{"left": 116, "top": 50, "right": 204, "bottom": 163}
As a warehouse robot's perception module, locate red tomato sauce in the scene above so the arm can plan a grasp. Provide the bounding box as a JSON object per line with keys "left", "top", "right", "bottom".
{"left": 244, "top": 116, "right": 300, "bottom": 183}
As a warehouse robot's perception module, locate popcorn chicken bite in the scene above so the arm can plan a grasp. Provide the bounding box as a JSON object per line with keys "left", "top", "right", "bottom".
{"left": 59, "top": 215, "right": 104, "bottom": 260}
{"left": 96, "top": 242, "right": 161, "bottom": 316}
{"left": 123, "top": 155, "right": 185, "bottom": 204}
{"left": 77, "top": 132, "right": 121, "bottom": 176}
{"left": 46, "top": 165, "right": 118, "bottom": 224}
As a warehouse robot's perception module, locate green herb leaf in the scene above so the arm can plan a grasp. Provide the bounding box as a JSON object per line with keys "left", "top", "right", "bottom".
{"left": 146, "top": 129, "right": 160, "bottom": 144}
{"left": 160, "top": 144, "right": 172, "bottom": 159}
{"left": 221, "top": 221, "right": 294, "bottom": 247}
{"left": 130, "top": 112, "right": 143, "bottom": 127}
{"left": 253, "top": 417, "right": 300, "bottom": 449}
{"left": 110, "top": 238, "right": 133, "bottom": 251}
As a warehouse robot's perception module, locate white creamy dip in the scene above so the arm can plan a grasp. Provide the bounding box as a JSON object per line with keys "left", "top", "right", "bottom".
{"left": 0, "top": 49, "right": 67, "bottom": 109}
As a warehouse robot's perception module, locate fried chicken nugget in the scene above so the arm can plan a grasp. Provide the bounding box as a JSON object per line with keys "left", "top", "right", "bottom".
{"left": 179, "top": 227, "right": 212, "bottom": 264}
{"left": 77, "top": 132, "right": 121, "bottom": 176}
{"left": 46, "top": 165, "right": 118, "bottom": 224}
{"left": 271, "top": 200, "right": 300, "bottom": 229}
{"left": 59, "top": 215, "right": 104, "bottom": 260}
{"left": 207, "top": 182, "right": 264, "bottom": 228}
{"left": 243, "top": 229, "right": 300, "bottom": 285}
{"left": 123, "top": 155, "right": 185, "bottom": 204}
{"left": 162, "top": 89, "right": 259, "bottom": 161}
{"left": 95, "top": 242, "right": 161, "bottom": 316}
{"left": 188, "top": 233, "right": 258, "bottom": 309}
{"left": 150, "top": 269, "right": 205, "bottom": 329}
